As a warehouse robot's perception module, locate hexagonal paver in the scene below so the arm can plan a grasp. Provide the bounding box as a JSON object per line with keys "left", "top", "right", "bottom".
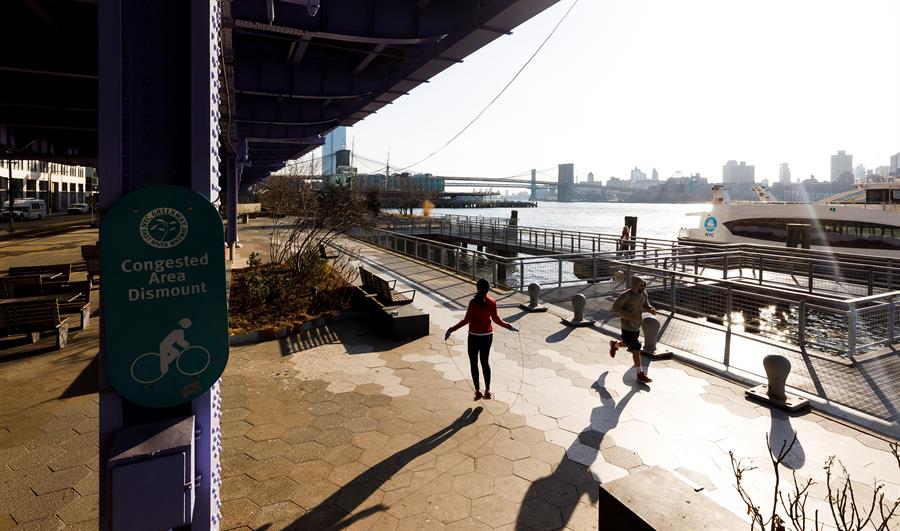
{"left": 450, "top": 471, "right": 494, "bottom": 500}
{"left": 282, "top": 426, "right": 320, "bottom": 444}
{"left": 601, "top": 446, "right": 642, "bottom": 470}
{"left": 315, "top": 427, "right": 352, "bottom": 447}
{"left": 474, "top": 454, "right": 514, "bottom": 477}
{"left": 311, "top": 414, "right": 345, "bottom": 430}
{"left": 544, "top": 428, "right": 577, "bottom": 449}
{"left": 382, "top": 384, "right": 411, "bottom": 397}
{"left": 308, "top": 401, "right": 340, "bottom": 416}
{"left": 246, "top": 477, "right": 299, "bottom": 506}
{"left": 493, "top": 438, "right": 530, "bottom": 461}
{"left": 565, "top": 442, "right": 599, "bottom": 467}
{"left": 517, "top": 498, "right": 562, "bottom": 530}
{"left": 588, "top": 461, "right": 628, "bottom": 484}
{"left": 513, "top": 457, "right": 551, "bottom": 482}
{"left": 245, "top": 423, "right": 286, "bottom": 442}
{"left": 470, "top": 493, "right": 519, "bottom": 527}
{"left": 284, "top": 441, "right": 326, "bottom": 463}
{"left": 289, "top": 460, "right": 333, "bottom": 483}
{"left": 436, "top": 453, "right": 475, "bottom": 475}
{"left": 291, "top": 479, "right": 341, "bottom": 510}
{"left": 245, "top": 457, "right": 295, "bottom": 482}
{"left": 426, "top": 492, "right": 471, "bottom": 524}
{"left": 351, "top": 431, "right": 389, "bottom": 450}
{"left": 509, "top": 426, "right": 544, "bottom": 443}
{"left": 245, "top": 439, "right": 291, "bottom": 461}
{"left": 344, "top": 416, "right": 378, "bottom": 433}
{"left": 322, "top": 444, "right": 363, "bottom": 466}
{"left": 327, "top": 462, "right": 369, "bottom": 486}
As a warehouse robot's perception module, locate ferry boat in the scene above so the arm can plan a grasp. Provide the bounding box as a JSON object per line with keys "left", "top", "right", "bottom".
{"left": 678, "top": 181, "right": 900, "bottom": 257}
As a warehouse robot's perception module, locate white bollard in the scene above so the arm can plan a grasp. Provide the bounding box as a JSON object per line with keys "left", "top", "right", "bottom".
{"left": 519, "top": 283, "right": 548, "bottom": 312}
{"left": 745, "top": 353, "right": 809, "bottom": 411}
{"left": 563, "top": 293, "right": 594, "bottom": 327}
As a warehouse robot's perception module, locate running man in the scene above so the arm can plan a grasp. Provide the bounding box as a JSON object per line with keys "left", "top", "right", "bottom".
{"left": 159, "top": 318, "right": 192, "bottom": 375}
{"left": 445, "top": 279, "right": 519, "bottom": 400}
{"left": 609, "top": 276, "right": 656, "bottom": 383}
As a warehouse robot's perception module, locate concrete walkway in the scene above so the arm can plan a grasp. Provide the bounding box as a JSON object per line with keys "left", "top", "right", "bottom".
{"left": 214, "top": 223, "right": 899, "bottom": 530}
{"left": 1, "top": 222, "right": 897, "bottom": 530}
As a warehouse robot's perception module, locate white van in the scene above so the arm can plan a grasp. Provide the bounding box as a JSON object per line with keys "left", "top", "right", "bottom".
{"left": 0, "top": 198, "right": 47, "bottom": 220}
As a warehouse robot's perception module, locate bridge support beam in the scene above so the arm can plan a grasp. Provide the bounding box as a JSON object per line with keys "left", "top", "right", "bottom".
{"left": 558, "top": 163, "right": 574, "bottom": 202}
{"left": 99, "top": 1, "right": 224, "bottom": 529}
{"left": 529, "top": 168, "right": 537, "bottom": 201}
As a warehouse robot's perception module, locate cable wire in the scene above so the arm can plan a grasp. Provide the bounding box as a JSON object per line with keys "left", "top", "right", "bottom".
{"left": 394, "top": 0, "right": 579, "bottom": 172}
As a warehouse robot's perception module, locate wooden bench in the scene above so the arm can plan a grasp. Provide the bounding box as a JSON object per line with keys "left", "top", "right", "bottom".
{"left": 359, "top": 266, "right": 415, "bottom": 306}
{"left": 8, "top": 264, "right": 72, "bottom": 282}
{"left": 597, "top": 466, "right": 745, "bottom": 530}
{"left": 14, "top": 281, "right": 92, "bottom": 329}
{"left": 81, "top": 245, "right": 100, "bottom": 285}
{"left": 0, "top": 298, "right": 70, "bottom": 349}
{"left": 0, "top": 275, "right": 42, "bottom": 299}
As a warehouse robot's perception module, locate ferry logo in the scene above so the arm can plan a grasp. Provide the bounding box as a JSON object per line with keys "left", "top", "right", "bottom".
{"left": 703, "top": 216, "right": 717, "bottom": 233}
{"left": 140, "top": 207, "right": 189, "bottom": 249}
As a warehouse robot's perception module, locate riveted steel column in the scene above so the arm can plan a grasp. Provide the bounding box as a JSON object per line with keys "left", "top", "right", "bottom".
{"left": 98, "top": 1, "right": 224, "bottom": 529}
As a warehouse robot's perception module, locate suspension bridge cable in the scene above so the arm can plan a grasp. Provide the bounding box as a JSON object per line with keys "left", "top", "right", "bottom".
{"left": 393, "top": 0, "right": 579, "bottom": 173}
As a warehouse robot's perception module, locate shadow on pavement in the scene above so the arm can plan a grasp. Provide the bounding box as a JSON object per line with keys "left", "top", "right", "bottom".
{"left": 517, "top": 371, "right": 644, "bottom": 530}
{"left": 288, "top": 406, "right": 483, "bottom": 529}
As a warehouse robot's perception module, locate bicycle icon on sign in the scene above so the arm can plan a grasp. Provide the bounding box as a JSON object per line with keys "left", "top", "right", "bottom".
{"left": 130, "top": 318, "right": 211, "bottom": 384}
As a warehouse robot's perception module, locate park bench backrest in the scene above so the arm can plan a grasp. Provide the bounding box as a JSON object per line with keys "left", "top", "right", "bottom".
{"left": 0, "top": 275, "right": 43, "bottom": 298}
{"left": 0, "top": 299, "right": 62, "bottom": 334}
{"left": 8, "top": 264, "right": 72, "bottom": 281}
{"left": 15, "top": 281, "right": 90, "bottom": 301}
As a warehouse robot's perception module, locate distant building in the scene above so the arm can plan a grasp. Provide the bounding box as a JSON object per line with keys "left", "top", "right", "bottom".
{"left": 853, "top": 164, "right": 866, "bottom": 179}
{"left": 891, "top": 153, "right": 900, "bottom": 175}
{"left": 875, "top": 165, "right": 892, "bottom": 177}
{"left": 779, "top": 163, "right": 791, "bottom": 184}
{"left": 587, "top": 172, "right": 594, "bottom": 183}
{"left": 322, "top": 127, "right": 348, "bottom": 176}
{"left": 830, "top": 150, "right": 853, "bottom": 183}
{"left": 651, "top": 168, "right": 659, "bottom": 181}
{"left": 722, "top": 160, "right": 755, "bottom": 187}
{"left": 629, "top": 167, "right": 655, "bottom": 190}
{"left": 0, "top": 159, "right": 92, "bottom": 212}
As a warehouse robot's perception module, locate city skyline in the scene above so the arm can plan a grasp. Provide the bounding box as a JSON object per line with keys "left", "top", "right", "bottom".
{"left": 327, "top": 0, "right": 899, "bottom": 187}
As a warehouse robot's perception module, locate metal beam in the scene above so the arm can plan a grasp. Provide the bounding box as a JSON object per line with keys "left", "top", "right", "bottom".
{"left": 232, "top": 19, "right": 447, "bottom": 46}
{"left": 0, "top": 66, "right": 98, "bottom": 80}
{"left": 353, "top": 43, "right": 386, "bottom": 75}
{"left": 235, "top": 89, "right": 370, "bottom": 100}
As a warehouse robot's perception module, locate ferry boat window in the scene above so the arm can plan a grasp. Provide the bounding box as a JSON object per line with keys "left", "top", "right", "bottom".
{"left": 724, "top": 218, "right": 900, "bottom": 249}
{"left": 866, "top": 189, "right": 889, "bottom": 203}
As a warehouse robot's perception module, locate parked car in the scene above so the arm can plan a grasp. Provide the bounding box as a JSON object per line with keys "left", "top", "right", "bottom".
{"left": 68, "top": 203, "right": 90, "bottom": 215}
{"left": 0, "top": 198, "right": 47, "bottom": 220}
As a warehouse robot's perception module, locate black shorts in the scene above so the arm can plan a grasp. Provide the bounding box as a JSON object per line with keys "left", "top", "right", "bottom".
{"left": 621, "top": 330, "right": 641, "bottom": 351}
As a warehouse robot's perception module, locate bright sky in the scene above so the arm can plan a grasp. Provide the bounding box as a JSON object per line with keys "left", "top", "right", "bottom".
{"left": 338, "top": 0, "right": 900, "bottom": 185}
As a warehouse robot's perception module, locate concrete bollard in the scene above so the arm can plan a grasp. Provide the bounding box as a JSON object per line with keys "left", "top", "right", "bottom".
{"left": 640, "top": 316, "right": 672, "bottom": 359}
{"left": 745, "top": 353, "right": 809, "bottom": 411}
{"left": 519, "top": 283, "right": 548, "bottom": 312}
{"left": 763, "top": 354, "right": 790, "bottom": 401}
{"left": 563, "top": 293, "right": 594, "bottom": 327}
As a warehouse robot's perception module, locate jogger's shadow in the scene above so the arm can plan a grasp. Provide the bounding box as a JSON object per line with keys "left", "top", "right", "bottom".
{"left": 515, "top": 371, "right": 644, "bottom": 530}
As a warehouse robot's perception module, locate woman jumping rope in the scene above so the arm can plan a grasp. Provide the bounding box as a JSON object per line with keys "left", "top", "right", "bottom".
{"left": 445, "top": 279, "right": 519, "bottom": 401}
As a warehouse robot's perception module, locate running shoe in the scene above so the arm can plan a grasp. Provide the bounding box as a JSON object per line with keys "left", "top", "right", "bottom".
{"left": 609, "top": 340, "right": 618, "bottom": 358}
{"left": 637, "top": 372, "right": 652, "bottom": 383}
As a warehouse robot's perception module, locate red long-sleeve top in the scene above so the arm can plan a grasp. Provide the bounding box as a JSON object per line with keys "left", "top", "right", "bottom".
{"left": 448, "top": 296, "right": 513, "bottom": 335}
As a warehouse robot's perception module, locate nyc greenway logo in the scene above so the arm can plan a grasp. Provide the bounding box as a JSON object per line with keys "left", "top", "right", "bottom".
{"left": 139, "top": 207, "right": 189, "bottom": 249}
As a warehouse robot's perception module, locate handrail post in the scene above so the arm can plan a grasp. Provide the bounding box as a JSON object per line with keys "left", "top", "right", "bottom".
{"left": 472, "top": 250, "right": 476, "bottom": 279}
{"left": 848, "top": 302, "right": 857, "bottom": 361}
{"left": 758, "top": 256, "right": 763, "bottom": 286}
{"left": 519, "top": 260, "right": 525, "bottom": 292}
{"left": 889, "top": 297, "right": 896, "bottom": 344}
{"left": 670, "top": 272, "right": 677, "bottom": 314}
{"left": 592, "top": 254, "right": 598, "bottom": 281}
{"left": 798, "top": 299, "right": 807, "bottom": 350}
{"left": 492, "top": 261, "right": 497, "bottom": 286}
{"left": 722, "top": 255, "right": 728, "bottom": 279}
{"left": 558, "top": 258, "right": 562, "bottom": 287}
{"left": 724, "top": 287, "right": 732, "bottom": 366}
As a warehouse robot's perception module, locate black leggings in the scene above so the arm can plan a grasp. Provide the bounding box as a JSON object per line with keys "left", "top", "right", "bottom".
{"left": 467, "top": 334, "right": 493, "bottom": 390}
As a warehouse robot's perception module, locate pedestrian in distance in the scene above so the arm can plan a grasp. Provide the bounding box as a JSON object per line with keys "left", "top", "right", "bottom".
{"left": 616, "top": 225, "right": 630, "bottom": 253}
{"left": 445, "top": 278, "right": 519, "bottom": 400}
{"left": 609, "top": 275, "right": 657, "bottom": 383}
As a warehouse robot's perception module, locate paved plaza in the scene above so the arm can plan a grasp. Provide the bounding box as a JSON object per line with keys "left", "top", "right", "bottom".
{"left": 0, "top": 224, "right": 898, "bottom": 529}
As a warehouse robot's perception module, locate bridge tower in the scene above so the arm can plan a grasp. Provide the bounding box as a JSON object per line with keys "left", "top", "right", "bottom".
{"left": 529, "top": 169, "right": 537, "bottom": 201}
{"left": 558, "top": 163, "right": 574, "bottom": 202}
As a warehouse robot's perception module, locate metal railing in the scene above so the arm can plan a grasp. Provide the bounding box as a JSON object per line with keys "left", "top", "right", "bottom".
{"left": 350, "top": 225, "right": 899, "bottom": 361}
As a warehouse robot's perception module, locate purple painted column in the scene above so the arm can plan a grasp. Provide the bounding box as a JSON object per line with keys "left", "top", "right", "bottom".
{"left": 99, "top": 0, "right": 224, "bottom": 529}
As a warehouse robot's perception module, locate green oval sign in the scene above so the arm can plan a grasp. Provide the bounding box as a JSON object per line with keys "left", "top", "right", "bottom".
{"left": 101, "top": 186, "right": 228, "bottom": 408}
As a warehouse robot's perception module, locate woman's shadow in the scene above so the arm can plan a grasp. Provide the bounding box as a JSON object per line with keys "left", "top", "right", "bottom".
{"left": 287, "top": 407, "right": 483, "bottom": 529}
{"left": 516, "top": 370, "right": 644, "bottom": 530}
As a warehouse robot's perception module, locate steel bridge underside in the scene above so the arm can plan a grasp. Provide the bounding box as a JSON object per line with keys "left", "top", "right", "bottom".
{"left": 0, "top": 0, "right": 560, "bottom": 191}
